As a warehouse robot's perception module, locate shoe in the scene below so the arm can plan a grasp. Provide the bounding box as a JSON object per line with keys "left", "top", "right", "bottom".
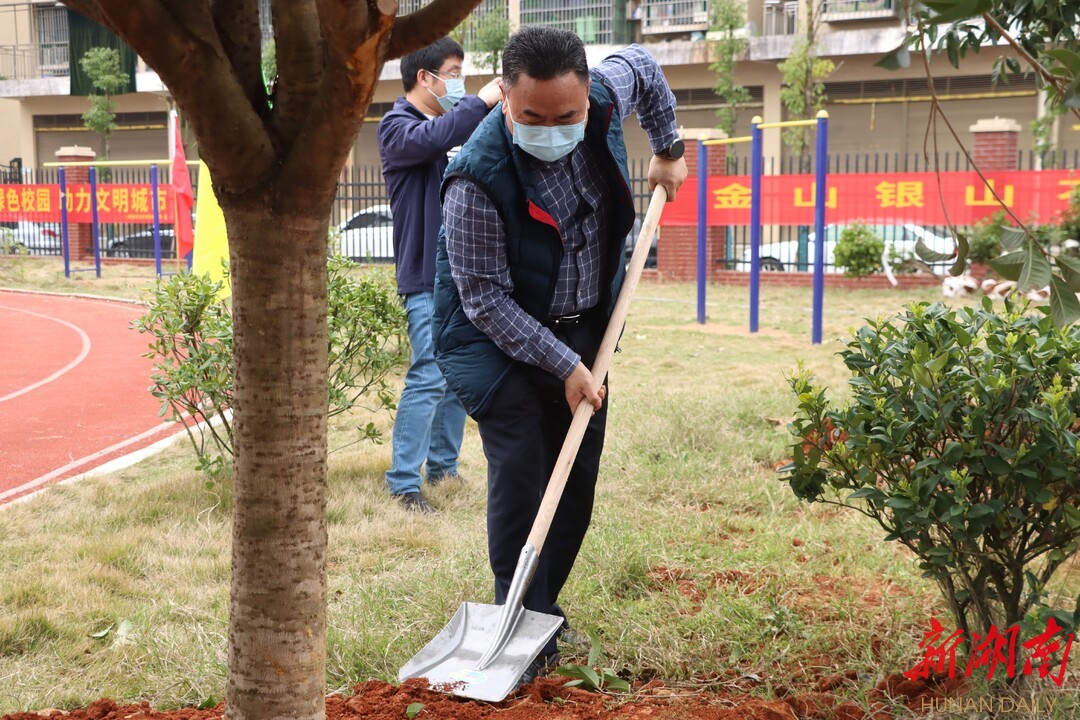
{"left": 396, "top": 491, "right": 436, "bottom": 514}
{"left": 518, "top": 651, "right": 560, "bottom": 687}
{"left": 557, "top": 627, "right": 591, "bottom": 655}
{"left": 427, "top": 472, "right": 465, "bottom": 487}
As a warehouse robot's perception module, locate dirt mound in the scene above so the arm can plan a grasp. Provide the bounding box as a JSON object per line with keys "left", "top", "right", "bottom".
{"left": 0, "top": 672, "right": 963, "bottom": 720}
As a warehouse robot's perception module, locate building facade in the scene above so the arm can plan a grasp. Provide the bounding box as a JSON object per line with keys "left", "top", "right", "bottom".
{"left": 0, "top": 0, "right": 1067, "bottom": 174}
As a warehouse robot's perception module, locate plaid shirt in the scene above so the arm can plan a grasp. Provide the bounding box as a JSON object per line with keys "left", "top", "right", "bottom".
{"left": 444, "top": 45, "right": 678, "bottom": 381}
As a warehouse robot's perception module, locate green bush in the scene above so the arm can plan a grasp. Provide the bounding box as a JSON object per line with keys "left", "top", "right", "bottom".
{"left": 785, "top": 300, "right": 1080, "bottom": 662}
{"left": 833, "top": 222, "right": 885, "bottom": 278}
{"left": 967, "top": 211, "right": 1007, "bottom": 264}
{"left": 135, "top": 257, "right": 407, "bottom": 475}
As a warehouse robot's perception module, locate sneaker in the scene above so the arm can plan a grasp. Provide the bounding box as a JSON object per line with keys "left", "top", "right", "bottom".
{"left": 518, "top": 651, "right": 560, "bottom": 688}
{"left": 427, "top": 472, "right": 465, "bottom": 487}
{"left": 396, "top": 491, "right": 436, "bottom": 514}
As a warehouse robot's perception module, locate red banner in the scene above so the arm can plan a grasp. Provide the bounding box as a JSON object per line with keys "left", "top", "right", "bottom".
{"left": 0, "top": 184, "right": 175, "bottom": 224}
{"left": 660, "top": 170, "right": 1080, "bottom": 227}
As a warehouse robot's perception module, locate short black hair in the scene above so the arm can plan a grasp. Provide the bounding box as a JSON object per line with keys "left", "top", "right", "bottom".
{"left": 502, "top": 26, "right": 589, "bottom": 88}
{"left": 400, "top": 37, "right": 464, "bottom": 92}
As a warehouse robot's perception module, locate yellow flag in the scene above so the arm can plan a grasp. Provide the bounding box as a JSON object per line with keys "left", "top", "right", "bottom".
{"left": 191, "top": 160, "right": 231, "bottom": 298}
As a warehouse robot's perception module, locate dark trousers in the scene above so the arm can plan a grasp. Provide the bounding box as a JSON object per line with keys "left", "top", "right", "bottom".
{"left": 476, "top": 313, "right": 608, "bottom": 658}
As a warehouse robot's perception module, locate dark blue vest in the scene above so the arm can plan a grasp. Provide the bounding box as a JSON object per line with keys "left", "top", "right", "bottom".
{"left": 433, "top": 81, "right": 635, "bottom": 417}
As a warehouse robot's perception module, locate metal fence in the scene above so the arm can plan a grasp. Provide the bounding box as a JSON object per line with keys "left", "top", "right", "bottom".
{"left": 7, "top": 152, "right": 1074, "bottom": 274}
{"left": 716, "top": 150, "right": 1080, "bottom": 274}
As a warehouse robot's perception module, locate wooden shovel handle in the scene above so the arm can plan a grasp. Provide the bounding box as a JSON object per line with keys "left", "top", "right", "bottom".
{"left": 526, "top": 185, "right": 668, "bottom": 552}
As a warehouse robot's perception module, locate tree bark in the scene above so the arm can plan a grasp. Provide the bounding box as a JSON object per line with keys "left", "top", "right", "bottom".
{"left": 57, "top": 4, "right": 484, "bottom": 720}
{"left": 225, "top": 200, "right": 330, "bottom": 720}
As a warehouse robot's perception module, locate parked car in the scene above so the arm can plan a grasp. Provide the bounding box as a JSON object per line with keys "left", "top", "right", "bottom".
{"left": 337, "top": 204, "right": 394, "bottom": 261}
{"left": 105, "top": 227, "right": 176, "bottom": 259}
{"left": 741, "top": 223, "right": 957, "bottom": 274}
{"left": 1, "top": 220, "right": 62, "bottom": 255}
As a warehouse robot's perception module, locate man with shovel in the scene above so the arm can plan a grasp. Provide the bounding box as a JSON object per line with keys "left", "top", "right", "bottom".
{"left": 433, "top": 26, "right": 687, "bottom": 684}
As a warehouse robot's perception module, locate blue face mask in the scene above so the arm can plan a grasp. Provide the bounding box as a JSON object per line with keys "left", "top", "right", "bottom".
{"left": 511, "top": 118, "right": 585, "bottom": 163}
{"left": 506, "top": 99, "right": 585, "bottom": 162}
{"left": 429, "top": 74, "right": 466, "bottom": 112}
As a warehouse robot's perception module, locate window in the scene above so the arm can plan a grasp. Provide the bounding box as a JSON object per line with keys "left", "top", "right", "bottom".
{"left": 35, "top": 4, "right": 69, "bottom": 76}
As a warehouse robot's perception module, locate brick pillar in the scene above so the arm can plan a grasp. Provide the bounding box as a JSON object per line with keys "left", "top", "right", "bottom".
{"left": 969, "top": 117, "right": 1020, "bottom": 171}
{"left": 55, "top": 146, "right": 96, "bottom": 259}
{"left": 657, "top": 130, "right": 727, "bottom": 281}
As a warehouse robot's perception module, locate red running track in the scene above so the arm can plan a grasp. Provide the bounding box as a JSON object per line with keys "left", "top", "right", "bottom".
{"left": 0, "top": 290, "right": 182, "bottom": 504}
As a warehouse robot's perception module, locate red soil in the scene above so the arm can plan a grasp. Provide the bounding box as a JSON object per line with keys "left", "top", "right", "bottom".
{"left": 0, "top": 672, "right": 965, "bottom": 720}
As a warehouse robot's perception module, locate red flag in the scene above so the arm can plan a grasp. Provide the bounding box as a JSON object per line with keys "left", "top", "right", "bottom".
{"left": 171, "top": 116, "right": 195, "bottom": 259}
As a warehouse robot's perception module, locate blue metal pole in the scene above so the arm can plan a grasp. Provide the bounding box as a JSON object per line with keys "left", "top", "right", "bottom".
{"left": 697, "top": 139, "right": 707, "bottom": 325}
{"left": 151, "top": 164, "right": 162, "bottom": 278}
{"left": 60, "top": 167, "right": 70, "bottom": 279}
{"left": 749, "top": 117, "right": 763, "bottom": 334}
{"left": 812, "top": 111, "right": 829, "bottom": 345}
{"left": 89, "top": 166, "right": 101, "bottom": 278}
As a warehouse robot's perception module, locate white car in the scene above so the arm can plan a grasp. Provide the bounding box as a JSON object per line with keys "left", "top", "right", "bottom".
{"left": 743, "top": 223, "right": 957, "bottom": 275}
{"left": 1, "top": 220, "right": 62, "bottom": 255}
{"left": 337, "top": 204, "right": 394, "bottom": 261}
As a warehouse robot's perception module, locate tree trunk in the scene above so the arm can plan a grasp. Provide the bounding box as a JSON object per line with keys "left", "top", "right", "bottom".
{"left": 225, "top": 198, "right": 330, "bottom": 720}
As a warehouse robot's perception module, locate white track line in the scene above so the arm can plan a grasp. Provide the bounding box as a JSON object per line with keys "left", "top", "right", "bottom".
{"left": 0, "top": 304, "right": 92, "bottom": 404}
{"left": 0, "top": 419, "right": 182, "bottom": 502}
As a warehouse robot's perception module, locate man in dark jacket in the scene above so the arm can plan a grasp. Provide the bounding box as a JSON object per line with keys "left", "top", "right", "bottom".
{"left": 378, "top": 37, "right": 500, "bottom": 514}
{"left": 435, "top": 26, "right": 687, "bottom": 681}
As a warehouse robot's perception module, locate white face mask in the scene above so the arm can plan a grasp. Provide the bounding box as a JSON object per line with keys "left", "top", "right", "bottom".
{"left": 505, "top": 99, "right": 585, "bottom": 163}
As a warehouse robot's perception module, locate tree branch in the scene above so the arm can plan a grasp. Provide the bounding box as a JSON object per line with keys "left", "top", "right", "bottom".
{"left": 270, "top": 0, "right": 324, "bottom": 150}
{"left": 211, "top": 0, "right": 269, "bottom": 124}
{"left": 72, "top": 0, "right": 278, "bottom": 193}
{"left": 389, "top": 0, "right": 483, "bottom": 59}
{"left": 60, "top": 1, "right": 114, "bottom": 31}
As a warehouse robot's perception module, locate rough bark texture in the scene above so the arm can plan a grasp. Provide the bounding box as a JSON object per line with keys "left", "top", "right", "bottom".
{"left": 225, "top": 203, "right": 331, "bottom": 720}
{"left": 55, "top": 2, "right": 483, "bottom": 720}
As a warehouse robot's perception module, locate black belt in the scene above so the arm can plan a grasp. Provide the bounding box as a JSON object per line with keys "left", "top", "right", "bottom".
{"left": 544, "top": 313, "right": 584, "bottom": 329}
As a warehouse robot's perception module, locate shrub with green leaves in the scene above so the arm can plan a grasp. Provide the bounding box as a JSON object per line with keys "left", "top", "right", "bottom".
{"left": 967, "top": 211, "right": 1007, "bottom": 264}
{"left": 833, "top": 222, "right": 885, "bottom": 278}
{"left": 785, "top": 300, "right": 1080, "bottom": 655}
{"left": 135, "top": 257, "right": 406, "bottom": 474}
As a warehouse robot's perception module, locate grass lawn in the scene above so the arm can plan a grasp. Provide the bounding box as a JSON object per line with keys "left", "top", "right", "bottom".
{"left": 1, "top": 257, "right": 1077, "bottom": 715}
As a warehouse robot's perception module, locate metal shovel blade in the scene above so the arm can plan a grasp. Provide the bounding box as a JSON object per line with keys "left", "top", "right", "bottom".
{"left": 398, "top": 601, "right": 564, "bottom": 702}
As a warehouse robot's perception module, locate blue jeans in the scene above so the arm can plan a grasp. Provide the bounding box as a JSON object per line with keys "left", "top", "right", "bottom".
{"left": 386, "top": 292, "right": 466, "bottom": 495}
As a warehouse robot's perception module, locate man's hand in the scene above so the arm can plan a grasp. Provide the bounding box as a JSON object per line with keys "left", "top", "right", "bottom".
{"left": 564, "top": 362, "right": 606, "bottom": 414}
{"left": 477, "top": 78, "right": 502, "bottom": 109}
{"left": 648, "top": 155, "right": 688, "bottom": 202}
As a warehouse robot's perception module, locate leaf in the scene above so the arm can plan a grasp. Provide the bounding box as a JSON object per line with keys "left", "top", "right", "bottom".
{"left": 406, "top": 702, "right": 425, "bottom": 719}
{"left": 112, "top": 618, "right": 135, "bottom": 647}
{"left": 1017, "top": 242, "right": 1052, "bottom": 292}
{"left": 557, "top": 664, "right": 602, "bottom": 691}
{"left": 922, "top": 0, "right": 992, "bottom": 24}
{"left": 848, "top": 487, "right": 886, "bottom": 501}
{"left": 1045, "top": 48, "right": 1080, "bottom": 75}
{"left": 587, "top": 632, "right": 603, "bottom": 667}
{"left": 1049, "top": 276, "right": 1080, "bottom": 327}
{"left": 915, "top": 239, "right": 955, "bottom": 263}
{"left": 990, "top": 250, "right": 1026, "bottom": 281}
{"left": 602, "top": 671, "right": 631, "bottom": 693}
{"left": 89, "top": 624, "right": 113, "bottom": 639}
{"left": 876, "top": 46, "right": 911, "bottom": 70}
{"left": 999, "top": 226, "right": 1027, "bottom": 252}
{"left": 949, "top": 232, "right": 969, "bottom": 276}
{"left": 1056, "top": 254, "right": 1080, "bottom": 292}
